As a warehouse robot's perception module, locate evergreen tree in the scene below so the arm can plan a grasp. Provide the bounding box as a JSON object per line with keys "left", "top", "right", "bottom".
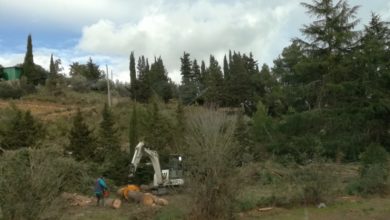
{"left": 129, "top": 105, "right": 138, "bottom": 156}
{"left": 49, "top": 54, "right": 56, "bottom": 76}
{"left": 0, "top": 109, "right": 44, "bottom": 150}
{"left": 23, "top": 34, "right": 38, "bottom": 85}
{"left": 179, "top": 52, "right": 198, "bottom": 104}
{"left": 353, "top": 14, "right": 390, "bottom": 149}
{"left": 299, "top": 0, "right": 360, "bottom": 108}
{"left": 192, "top": 59, "right": 202, "bottom": 96}
{"left": 148, "top": 57, "right": 172, "bottom": 102}
{"left": 180, "top": 52, "right": 192, "bottom": 84}
{"left": 70, "top": 58, "right": 102, "bottom": 82}
{"left": 136, "top": 56, "right": 151, "bottom": 102}
{"left": 144, "top": 100, "right": 173, "bottom": 153}
{"left": 129, "top": 52, "right": 137, "bottom": 100}
{"left": 224, "top": 52, "right": 255, "bottom": 106}
{"left": 85, "top": 58, "right": 102, "bottom": 81}
{"left": 204, "top": 55, "right": 224, "bottom": 105}
{"left": 97, "top": 103, "right": 120, "bottom": 162}
{"left": 66, "top": 109, "right": 96, "bottom": 161}
{"left": 223, "top": 54, "right": 230, "bottom": 79}
{"left": 192, "top": 59, "right": 201, "bottom": 84}
{"left": 47, "top": 54, "right": 57, "bottom": 88}
{"left": 173, "top": 101, "right": 186, "bottom": 151}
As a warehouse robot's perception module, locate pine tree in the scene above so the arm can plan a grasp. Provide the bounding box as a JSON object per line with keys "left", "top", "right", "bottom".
{"left": 67, "top": 109, "right": 96, "bottom": 161}
{"left": 200, "top": 60, "right": 207, "bottom": 87}
{"left": 129, "top": 52, "right": 137, "bottom": 100}
{"left": 97, "top": 103, "right": 120, "bottom": 162}
{"left": 85, "top": 58, "right": 102, "bottom": 81}
{"left": 148, "top": 57, "right": 172, "bottom": 102}
{"left": 354, "top": 14, "right": 390, "bottom": 149}
{"left": 136, "top": 56, "right": 151, "bottom": 102}
{"left": 180, "top": 52, "right": 192, "bottom": 84}
{"left": 192, "top": 59, "right": 202, "bottom": 95}
{"left": 179, "top": 52, "right": 198, "bottom": 104}
{"left": 300, "top": 0, "right": 360, "bottom": 108}
{"left": 224, "top": 52, "right": 254, "bottom": 106}
{"left": 204, "top": 55, "right": 224, "bottom": 105}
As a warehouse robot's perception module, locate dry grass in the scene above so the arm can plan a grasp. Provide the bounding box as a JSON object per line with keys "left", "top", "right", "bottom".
{"left": 240, "top": 196, "right": 390, "bottom": 220}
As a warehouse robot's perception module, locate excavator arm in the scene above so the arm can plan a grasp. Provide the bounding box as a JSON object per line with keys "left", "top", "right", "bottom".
{"left": 129, "top": 142, "right": 164, "bottom": 186}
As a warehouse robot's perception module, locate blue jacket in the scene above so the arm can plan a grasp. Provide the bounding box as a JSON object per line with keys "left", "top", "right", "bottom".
{"left": 95, "top": 178, "right": 107, "bottom": 194}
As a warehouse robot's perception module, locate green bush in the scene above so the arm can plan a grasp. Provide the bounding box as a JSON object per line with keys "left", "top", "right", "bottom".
{"left": 0, "top": 82, "right": 22, "bottom": 99}
{"left": 292, "top": 164, "right": 334, "bottom": 204}
{"left": 69, "top": 75, "right": 90, "bottom": 92}
{"left": 0, "top": 107, "right": 45, "bottom": 150}
{"left": 348, "top": 143, "right": 389, "bottom": 195}
{"left": 0, "top": 147, "right": 90, "bottom": 220}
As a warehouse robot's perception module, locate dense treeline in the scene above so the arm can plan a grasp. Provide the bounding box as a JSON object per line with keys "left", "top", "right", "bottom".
{"left": 0, "top": 0, "right": 387, "bottom": 163}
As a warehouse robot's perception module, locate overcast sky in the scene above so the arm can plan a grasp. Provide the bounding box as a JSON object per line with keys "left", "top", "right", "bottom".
{"left": 0, "top": 0, "right": 389, "bottom": 83}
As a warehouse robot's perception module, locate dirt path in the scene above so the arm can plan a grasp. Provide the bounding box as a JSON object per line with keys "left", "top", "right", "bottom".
{"left": 0, "top": 100, "right": 95, "bottom": 121}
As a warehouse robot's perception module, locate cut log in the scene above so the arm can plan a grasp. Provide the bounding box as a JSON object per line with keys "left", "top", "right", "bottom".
{"left": 127, "top": 191, "right": 144, "bottom": 202}
{"left": 154, "top": 198, "right": 169, "bottom": 206}
{"left": 112, "top": 199, "right": 122, "bottom": 209}
{"left": 104, "top": 198, "right": 122, "bottom": 209}
{"left": 258, "top": 207, "right": 273, "bottom": 212}
{"left": 125, "top": 191, "right": 169, "bottom": 206}
{"left": 142, "top": 193, "right": 155, "bottom": 206}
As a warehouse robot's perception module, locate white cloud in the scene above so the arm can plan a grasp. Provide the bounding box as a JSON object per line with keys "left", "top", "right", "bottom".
{"left": 0, "top": 0, "right": 155, "bottom": 31}
{"left": 77, "top": 0, "right": 297, "bottom": 83}
{"left": 1, "top": 0, "right": 389, "bottom": 84}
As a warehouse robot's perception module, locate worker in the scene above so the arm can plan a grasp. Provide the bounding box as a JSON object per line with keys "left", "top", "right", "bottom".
{"left": 95, "top": 175, "right": 108, "bottom": 206}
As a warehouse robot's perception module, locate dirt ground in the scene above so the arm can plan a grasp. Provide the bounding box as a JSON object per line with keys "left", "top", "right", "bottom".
{"left": 58, "top": 194, "right": 390, "bottom": 220}
{"left": 0, "top": 99, "right": 95, "bottom": 121}
{"left": 240, "top": 196, "right": 390, "bottom": 220}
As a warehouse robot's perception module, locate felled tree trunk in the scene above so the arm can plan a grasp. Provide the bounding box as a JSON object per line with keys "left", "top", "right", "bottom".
{"left": 105, "top": 198, "right": 122, "bottom": 209}
{"left": 126, "top": 191, "right": 169, "bottom": 206}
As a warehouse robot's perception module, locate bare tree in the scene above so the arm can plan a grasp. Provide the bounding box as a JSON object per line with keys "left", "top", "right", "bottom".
{"left": 182, "top": 108, "right": 239, "bottom": 220}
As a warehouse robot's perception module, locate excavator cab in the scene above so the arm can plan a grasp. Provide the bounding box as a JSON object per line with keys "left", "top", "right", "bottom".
{"left": 167, "top": 154, "right": 184, "bottom": 180}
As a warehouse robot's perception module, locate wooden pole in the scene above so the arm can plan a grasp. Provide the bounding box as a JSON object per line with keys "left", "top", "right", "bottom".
{"left": 106, "top": 64, "right": 111, "bottom": 107}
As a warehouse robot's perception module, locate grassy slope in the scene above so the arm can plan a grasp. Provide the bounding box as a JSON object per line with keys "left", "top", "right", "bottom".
{"left": 1, "top": 91, "right": 389, "bottom": 219}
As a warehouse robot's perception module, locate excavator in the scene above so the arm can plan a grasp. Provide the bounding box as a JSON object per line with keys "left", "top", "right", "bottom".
{"left": 123, "top": 141, "right": 184, "bottom": 195}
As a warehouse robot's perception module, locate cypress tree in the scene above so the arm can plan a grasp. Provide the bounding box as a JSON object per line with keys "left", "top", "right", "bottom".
{"left": 47, "top": 54, "right": 57, "bottom": 88}
{"left": 130, "top": 52, "right": 137, "bottom": 100}
{"left": 23, "top": 34, "right": 37, "bottom": 85}
{"left": 129, "top": 105, "right": 138, "bottom": 156}
{"left": 192, "top": 59, "right": 201, "bottom": 95}
{"left": 223, "top": 54, "right": 229, "bottom": 79}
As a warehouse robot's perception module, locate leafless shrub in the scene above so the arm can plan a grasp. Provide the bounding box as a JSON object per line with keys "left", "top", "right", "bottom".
{"left": 182, "top": 108, "right": 239, "bottom": 220}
